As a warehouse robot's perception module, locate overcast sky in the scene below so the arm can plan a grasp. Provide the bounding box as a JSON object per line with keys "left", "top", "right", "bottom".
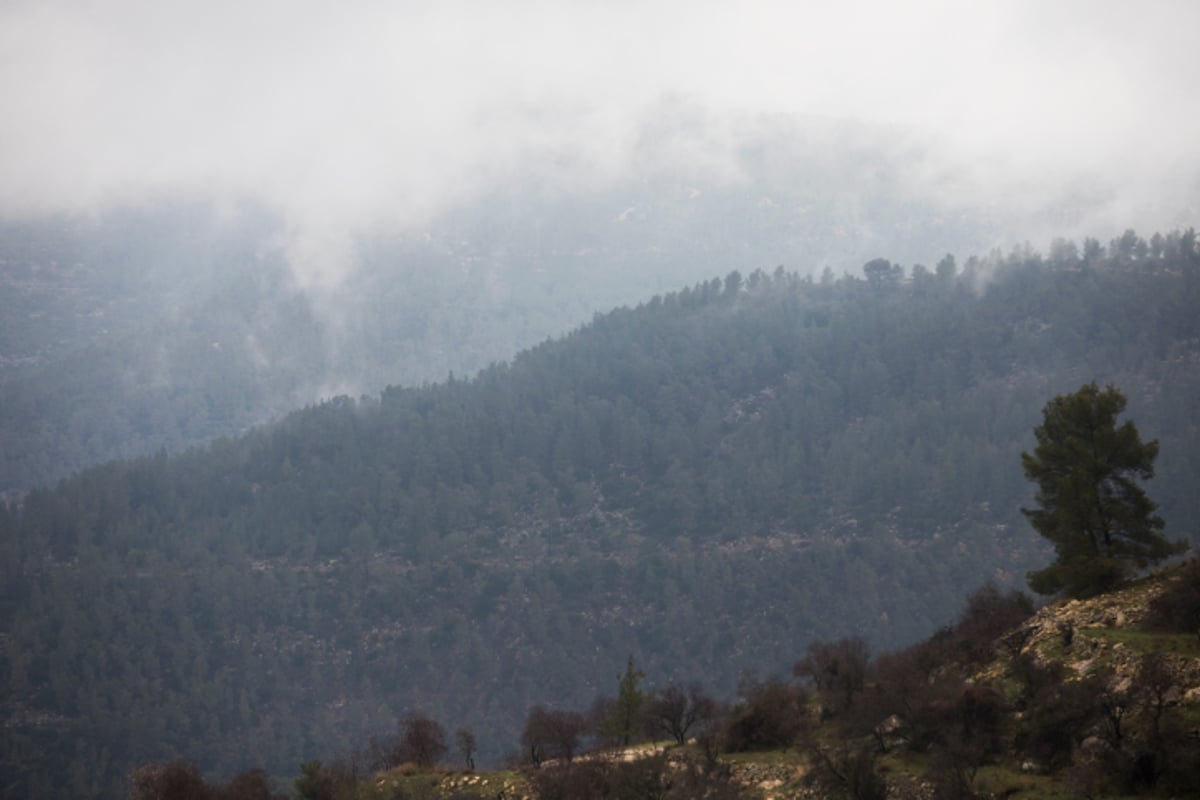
{"left": 3, "top": 0, "right": 1198, "bottom": 282}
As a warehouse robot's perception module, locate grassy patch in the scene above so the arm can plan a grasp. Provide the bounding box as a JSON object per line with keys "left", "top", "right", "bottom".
{"left": 1170, "top": 703, "right": 1200, "bottom": 729}
{"left": 366, "top": 767, "right": 527, "bottom": 800}
{"left": 875, "top": 750, "right": 926, "bottom": 779}
{"left": 722, "top": 748, "right": 803, "bottom": 766}
{"left": 1036, "top": 634, "right": 1072, "bottom": 664}
{"left": 875, "top": 754, "right": 1153, "bottom": 800}
{"left": 966, "top": 763, "right": 1082, "bottom": 800}
{"left": 1078, "top": 627, "right": 1200, "bottom": 657}
{"left": 370, "top": 770, "right": 443, "bottom": 799}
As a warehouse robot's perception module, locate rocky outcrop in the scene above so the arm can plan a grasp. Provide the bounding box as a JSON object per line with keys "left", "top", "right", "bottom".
{"left": 989, "top": 569, "right": 1200, "bottom": 698}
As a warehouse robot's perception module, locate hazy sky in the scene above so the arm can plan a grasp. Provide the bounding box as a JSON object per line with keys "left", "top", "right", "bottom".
{"left": 3, "top": 0, "right": 1198, "bottom": 282}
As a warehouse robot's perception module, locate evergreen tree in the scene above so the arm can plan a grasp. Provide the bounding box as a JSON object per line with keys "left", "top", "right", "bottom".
{"left": 1022, "top": 383, "right": 1185, "bottom": 597}
{"left": 604, "top": 656, "right": 645, "bottom": 747}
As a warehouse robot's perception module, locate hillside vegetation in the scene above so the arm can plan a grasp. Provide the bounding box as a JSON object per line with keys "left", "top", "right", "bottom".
{"left": 0, "top": 144, "right": 998, "bottom": 498}
{"left": 134, "top": 560, "right": 1200, "bottom": 799}
{"left": 2, "top": 231, "right": 1199, "bottom": 797}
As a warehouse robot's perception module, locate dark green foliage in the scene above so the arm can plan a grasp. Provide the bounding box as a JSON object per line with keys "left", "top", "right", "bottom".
{"left": 0, "top": 161, "right": 1008, "bottom": 499}
{"left": 1145, "top": 558, "right": 1200, "bottom": 635}
{"left": 603, "top": 656, "right": 646, "bottom": 747}
{"left": 3, "top": 235, "right": 1200, "bottom": 796}
{"left": 1023, "top": 383, "right": 1186, "bottom": 598}
{"left": 123, "top": 570, "right": 1200, "bottom": 800}
{"left": 862, "top": 257, "right": 903, "bottom": 288}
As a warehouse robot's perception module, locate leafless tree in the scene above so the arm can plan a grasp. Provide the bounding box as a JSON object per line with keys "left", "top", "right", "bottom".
{"left": 455, "top": 727, "right": 477, "bottom": 771}
{"left": 392, "top": 714, "right": 447, "bottom": 768}
{"left": 795, "top": 637, "right": 869, "bottom": 716}
{"left": 522, "top": 706, "right": 589, "bottom": 766}
{"left": 644, "top": 682, "right": 718, "bottom": 745}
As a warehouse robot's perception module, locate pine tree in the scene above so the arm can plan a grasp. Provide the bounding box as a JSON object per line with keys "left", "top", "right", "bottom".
{"left": 604, "top": 656, "right": 645, "bottom": 747}
{"left": 1022, "top": 383, "right": 1185, "bottom": 598}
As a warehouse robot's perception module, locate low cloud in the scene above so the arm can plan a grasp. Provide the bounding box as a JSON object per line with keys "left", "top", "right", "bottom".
{"left": 2, "top": 0, "right": 1198, "bottom": 284}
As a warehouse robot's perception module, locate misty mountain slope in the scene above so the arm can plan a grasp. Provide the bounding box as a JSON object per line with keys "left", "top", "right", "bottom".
{"left": 2, "top": 236, "right": 1199, "bottom": 797}
{"left": 0, "top": 118, "right": 1017, "bottom": 498}
{"left": 0, "top": 203, "right": 311, "bottom": 496}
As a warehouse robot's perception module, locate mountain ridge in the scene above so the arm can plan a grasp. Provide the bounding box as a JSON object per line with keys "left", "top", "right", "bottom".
{"left": 3, "top": 234, "right": 1199, "bottom": 797}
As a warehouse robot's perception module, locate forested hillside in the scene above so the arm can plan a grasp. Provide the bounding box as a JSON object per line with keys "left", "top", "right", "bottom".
{"left": 186, "top": 563, "right": 1199, "bottom": 800}
{"left": 2, "top": 231, "right": 1199, "bottom": 797}
{"left": 0, "top": 128, "right": 1001, "bottom": 499}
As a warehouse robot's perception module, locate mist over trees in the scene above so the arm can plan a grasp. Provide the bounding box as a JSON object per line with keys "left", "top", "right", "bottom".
{"left": 4, "top": 4, "right": 1199, "bottom": 795}
{"left": 0, "top": 131, "right": 1005, "bottom": 499}
{"left": 1, "top": 231, "right": 1198, "bottom": 797}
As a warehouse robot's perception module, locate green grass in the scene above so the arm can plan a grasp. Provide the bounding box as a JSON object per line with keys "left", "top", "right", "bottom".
{"left": 969, "top": 764, "right": 1059, "bottom": 800}
{"left": 875, "top": 749, "right": 924, "bottom": 773}
{"left": 1037, "top": 633, "right": 1073, "bottom": 663}
{"left": 1171, "top": 703, "right": 1200, "bottom": 729}
{"left": 1078, "top": 626, "right": 1200, "bottom": 657}
{"left": 721, "top": 748, "right": 803, "bottom": 766}
{"left": 366, "top": 767, "right": 527, "bottom": 800}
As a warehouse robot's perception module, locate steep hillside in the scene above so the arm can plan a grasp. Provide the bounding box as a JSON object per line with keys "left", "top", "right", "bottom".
{"left": 2, "top": 234, "right": 1199, "bottom": 797}
{"left": 853, "top": 563, "right": 1200, "bottom": 799}
{"left": 143, "top": 562, "right": 1200, "bottom": 800}
{"left": 0, "top": 135, "right": 1003, "bottom": 499}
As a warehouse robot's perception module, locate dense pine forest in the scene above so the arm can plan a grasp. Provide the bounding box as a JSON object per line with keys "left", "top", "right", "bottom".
{"left": 2, "top": 230, "right": 1199, "bottom": 797}
{"left": 0, "top": 160, "right": 993, "bottom": 500}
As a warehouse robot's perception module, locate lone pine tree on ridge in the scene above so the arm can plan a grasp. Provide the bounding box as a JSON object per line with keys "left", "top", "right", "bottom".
{"left": 1022, "top": 382, "right": 1186, "bottom": 598}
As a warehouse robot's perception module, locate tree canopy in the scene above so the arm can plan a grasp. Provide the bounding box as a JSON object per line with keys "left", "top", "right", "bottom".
{"left": 1022, "top": 383, "right": 1186, "bottom": 597}
{"left": 4, "top": 233, "right": 1200, "bottom": 796}
{"left": 603, "top": 657, "right": 646, "bottom": 747}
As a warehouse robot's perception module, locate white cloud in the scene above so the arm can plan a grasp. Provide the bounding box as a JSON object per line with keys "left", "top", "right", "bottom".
{"left": 2, "top": 0, "right": 1198, "bottom": 281}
